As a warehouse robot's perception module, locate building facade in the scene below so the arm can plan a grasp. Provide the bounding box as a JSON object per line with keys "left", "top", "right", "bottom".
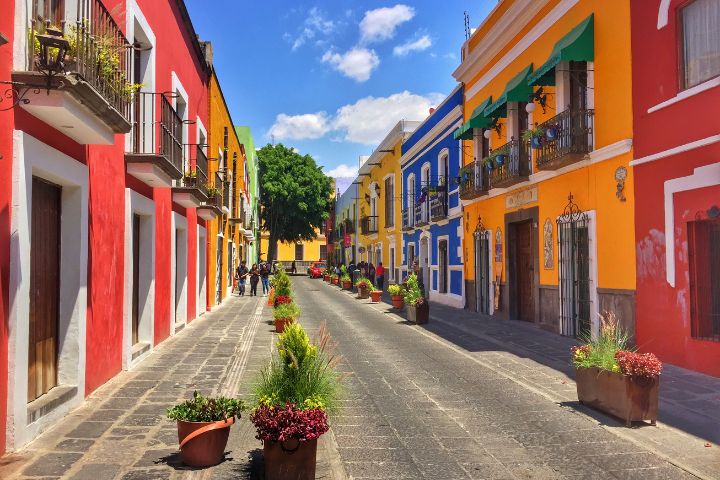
{"left": 630, "top": 0, "right": 720, "bottom": 377}
{"left": 454, "top": 1, "right": 636, "bottom": 339}
{"left": 334, "top": 180, "right": 359, "bottom": 266}
{"left": 357, "top": 121, "right": 419, "bottom": 283}
{"left": 401, "top": 86, "right": 465, "bottom": 308}
{"left": 235, "top": 126, "right": 259, "bottom": 265}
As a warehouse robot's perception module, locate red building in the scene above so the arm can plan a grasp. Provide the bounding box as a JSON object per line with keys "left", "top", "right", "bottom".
{"left": 631, "top": 0, "right": 720, "bottom": 377}
{"left": 0, "top": 0, "right": 211, "bottom": 453}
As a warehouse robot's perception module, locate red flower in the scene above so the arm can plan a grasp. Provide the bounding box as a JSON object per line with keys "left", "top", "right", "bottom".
{"left": 250, "top": 403, "right": 329, "bottom": 443}
{"left": 614, "top": 350, "right": 663, "bottom": 378}
{"left": 274, "top": 295, "right": 292, "bottom": 307}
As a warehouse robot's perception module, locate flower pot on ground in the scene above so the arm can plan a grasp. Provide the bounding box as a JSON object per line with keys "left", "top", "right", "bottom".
{"left": 267, "top": 288, "right": 275, "bottom": 306}
{"left": 342, "top": 280, "right": 352, "bottom": 290}
{"left": 355, "top": 277, "right": 372, "bottom": 299}
{"left": 571, "top": 313, "right": 661, "bottom": 427}
{"left": 273, "top": 302, "right": 299, "bottom": 334}
{"left": 167, "top": 391, "right": 246, "bottom": 468}
{"left": 406, "top": 298, "right": 429, "bottom": 324}
{"left": 388, "top": 284, "right": 404, "bottom": 309}
{"left": 403, "top": 274, "right": 427, "bottom": 323}
{"left": 370, "top": 290, "right": 382, "bottom": 303}
{"left": 252, "top": 322, "right": 343, "bottom": 480}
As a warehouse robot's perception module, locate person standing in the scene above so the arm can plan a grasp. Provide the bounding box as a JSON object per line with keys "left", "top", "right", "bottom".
{"left": 260, "top": 262, "right": 270, "bottom": 296}
{"left": 376, "top": 262, "right": 385, "bottom": 291}
{"left": 291, "top": 261, "right": 297, "bottom": 275}
{"left": 368, "top": 263, "right": 376, "bottom": 285}
{"left": 249, "top": 264, "right": 260, "bottom": 296}
{"left": 236, "top": 262, "right": 249, "bottom": 296}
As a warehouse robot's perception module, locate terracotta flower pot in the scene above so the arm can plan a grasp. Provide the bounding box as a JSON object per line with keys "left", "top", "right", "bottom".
{"left": 263, "top": 438, "right": 318, "bottom": 480}
{"left": 342, "top": 280, "right": 352, "bottom": 290}
{"left": 324, "top": 275, "right": 330, "bottom": 282}
{"left": 358, "top": 285, "right": 370, "bottom": 299}
{"left": 391, "top": 295, "right": 404, "bottom": 309}
{"left": 332, "top": 277, "right": 339, "bottom": 285}
{"left": 275, "top": 317, "right": 293, "bottom": 333}
{"left": 407, "top": 302, "right": 429, "bottom": 324}
{"left": 176, "top": 417, "right": 234, "bottom": 467}
{"left": 575, "top": 367, "right": 659, "bottom": 427}
{"left": 267, "top": 288, "right": 275, "bottom": 306}
{"left": 370, "top": 291, "right": 382, "bottom": 303}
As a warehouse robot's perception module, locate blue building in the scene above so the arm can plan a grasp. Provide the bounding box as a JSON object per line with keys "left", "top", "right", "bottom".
{"left": 400, "top": 85, "right": 465, "bottom": 308}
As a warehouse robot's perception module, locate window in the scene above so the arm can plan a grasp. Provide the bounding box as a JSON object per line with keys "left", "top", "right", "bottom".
{"left": 34, "top": 0, "right": 64, "bottom": 25}
{"left": 408, "top": 244, "right": 415, "bottom": 268}
{"left": 320, "top": 245, "right": 327, "bottom": 261}
{"left": 688, "top": 219, "right": 720, "bottom": 340}
{"left": 384, "top": 176, "right": 394, "bottom": 227}
{"left": 295, "top": 243, "right": 304, "bottom": 261}
{"left": 680, "top": 0, "right": 720, "bottom": 89}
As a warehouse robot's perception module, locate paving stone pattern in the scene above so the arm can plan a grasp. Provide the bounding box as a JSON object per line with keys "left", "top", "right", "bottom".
{"left": 298, "top": 277, "right": 715, "bottom": 480}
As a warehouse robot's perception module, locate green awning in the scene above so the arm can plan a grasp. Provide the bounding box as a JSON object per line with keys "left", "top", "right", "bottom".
{"left": 453, "top": 97, "right": 493, "bottom": 140}
{"left": 527, "top": 14, "right": 594, "bottom": 87}
{"left": 483, "top": 64, "right": 534, "bottom": 117}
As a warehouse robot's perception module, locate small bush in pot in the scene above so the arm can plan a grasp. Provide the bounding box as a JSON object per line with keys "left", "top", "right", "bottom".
{"left": 167, "top": 391, "right": 246, "bottom": 468}
{"left": 370, "top": 285, "right": 382, "bottom": 303}
{"left": 388, "top": 284, "right": 404, "bottom": 309}
{"left": 355, "top": 277, "right": 372, "bottom": 299}
{"left": 273, "top": 302, "right": 300, "bottom": 333}
{"left": 403, "top": 274, "right": 429, "bottom": 324}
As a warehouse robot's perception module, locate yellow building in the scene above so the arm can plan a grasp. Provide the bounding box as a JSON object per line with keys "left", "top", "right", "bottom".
{"left": 206, "top": 68, "right": 248, "bottom": 307}
{"left": 259, "top": 233, "right": 327, "bottom": 272}
{"left": 357, "top": 121, "right": 419, "bottom": 283}
{"left": 454, "top": 2, "right": 635, "bottom": 338}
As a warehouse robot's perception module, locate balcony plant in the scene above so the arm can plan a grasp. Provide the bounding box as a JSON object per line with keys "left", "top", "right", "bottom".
{"left": 522, "top": 126, "right": 545, "bottom": 149}
{"left": 403, "top": 274, "right": 428, "bottom": 324}
{"left": 273, "top": 302, "right": 300, "bottom": 334}
{"left": 355, "top": 277, "right": 372, "bottom": 299}
{"left": 252, "top": 323, "right": 343, "bottom": 480}
{"left": 572, "top": 312, "right": 661, "bottom": 427}
{"left": 388, "top": 284, "right": 404, "bottom": 309}
{"left": 482, "top": 155, "right": 495, "bottom": 171}
{"left": 166, "top": 391, "right": 246, "bottom": 467}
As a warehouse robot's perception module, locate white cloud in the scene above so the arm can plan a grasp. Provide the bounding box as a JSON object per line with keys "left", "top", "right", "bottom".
{"left": 326, "top": 163, "right": 359, "bottom": 178}
{"left": 267, "top": 112, "right": 331, "bottom": 141}
{"left": 393, "top": 34, "right": 432, "bottom": 56}
{"left": 322, "top": 47, "right": 380, "bottom": 82}
{"left": 289, "top": 7, "right": 335, "bottom": 51}
{"left": 333, "top": 91, "right": 444, "bottom": 144}
{"left": 360, "top": 4, "right": 415, "bottom": 44}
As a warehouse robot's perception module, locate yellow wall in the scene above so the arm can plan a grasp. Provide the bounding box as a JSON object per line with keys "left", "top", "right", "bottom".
{"left": 259, "top": 232, "right": 327, "bottom": 264}
{"left": 460, "top": 0, "right": 635, "bottom": 293}
{"left": 207, "top": 71, "right": 247, "bottom": 307}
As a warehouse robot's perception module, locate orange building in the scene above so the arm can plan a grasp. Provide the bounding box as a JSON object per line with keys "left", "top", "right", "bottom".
{"left": 454, "top": 1, "right": 635, "bottom": 339}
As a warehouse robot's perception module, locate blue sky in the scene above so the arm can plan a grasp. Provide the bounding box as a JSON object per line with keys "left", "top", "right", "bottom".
{"left": 185, "top": 1, "right": 495, "bottom": 191}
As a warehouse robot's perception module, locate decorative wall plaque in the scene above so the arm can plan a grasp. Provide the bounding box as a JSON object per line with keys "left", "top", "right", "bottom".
{"left": 543, "top": 218, "right": 553, "bottom": 269}
{"left": 615, "top": 166, "right": 627, "bottom": 202}
{"left": 505, "top": 187, "right": 538, "bottom": 210}
{"left": 494, "top": 227, "right": 502, "bottom": 262}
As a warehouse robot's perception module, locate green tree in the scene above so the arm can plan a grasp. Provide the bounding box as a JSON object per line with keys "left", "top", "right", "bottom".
{"left": 258, "top": 143, "right": 333, "bottom": 262}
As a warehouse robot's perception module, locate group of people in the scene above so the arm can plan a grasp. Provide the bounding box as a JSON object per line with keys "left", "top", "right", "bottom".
{"left": 234, "top": 261, "right": 271, "bottom": 297}
{"left": 333, "top": 260, "right": 386, "bottom": 290}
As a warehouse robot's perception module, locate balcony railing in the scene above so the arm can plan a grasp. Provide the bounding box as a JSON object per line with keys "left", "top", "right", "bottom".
{"left": 487, "top": 139, "right": 530, "bottom": 189}
{"left": 181, "top": 146, "right": 209, "bottom": 197}
{"left": 459, "top": 161, "right": 489, "bottom": 200}
{"left": 361, "top": 216, "right": 379, "bottom": 235}
{"left": 429, "top": 183, "right": 448, "bottom": 221}
{"left": 28, "top": 0, "right": 132, "bottom": 122}
{"left": 534, "top": 109, "right": 594, "bottom": 170}
{"left": 402, "top": 203, "right": 415, "bottom": 231}
{"left": 126, "top": 92, "right": 184, "bottom": 176}
{"left": 222, "top": 173, "right": 231, "bottom": 211}
{"left": 415, "top": 202, "right": 429, "bottom": 227}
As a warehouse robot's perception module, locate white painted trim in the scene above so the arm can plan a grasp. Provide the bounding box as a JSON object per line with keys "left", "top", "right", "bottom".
{"left": 197, "top": 226, "right": 207, "bottom": 315}
{"left": 631, "top": 135, "right": 720, "bottom": 166}
{"left": 588, "top": 139, "right": 633, "bottom": 164}
{"left": 7, "top": 131, "right": 88, "bottom": 450}
{"left": 171, "top": 213, "right": 188, "bottom": 334}
{"left": 429, "top": 291, "right": 465, "bottom": 309}
{"left": 123, "top": 190, "right": 156, "bottom": 370}
{"left": 663, "top": 163, "right": 720, "bottom": 287}
{"left": 171, "top": 72, "right": 190, "bottom": 170}
{"left": 648, "top": 77, "right": 720, "bottom": 113}
{"left": 658, "top": 0, "right": 671, "bottom": 29}
{"left": 463, "top": 0, "right": 580, "bottom": 101}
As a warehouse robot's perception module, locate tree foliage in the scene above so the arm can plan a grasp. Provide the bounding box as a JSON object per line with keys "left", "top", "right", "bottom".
{"left": 258, "top": 143, "right": 333, "bottom": 261}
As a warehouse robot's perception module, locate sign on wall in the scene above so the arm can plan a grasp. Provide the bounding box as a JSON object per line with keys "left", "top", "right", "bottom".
{"left": 543, "top": 218, "right": 554, "bottom": 269}
{"left": 505, "top": 187, "right": 538, "bottom": 210}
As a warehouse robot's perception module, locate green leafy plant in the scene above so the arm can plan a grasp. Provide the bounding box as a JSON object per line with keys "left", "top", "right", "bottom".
{"left": 273, "top": 302, "right": 300, "bottom": 321}
{"left": 271, "top": 269, "right": 293, "bottom": 297}
{"left": 403, "top": 274, "right": 424, "bottom": 306}
{"left": 166, "top": 391, "right": 245, "bottom": 422}
{"left": 276, "top": 322, "right": 317, "bottom": 369}
{"left": 388, "top": 284, "right": 403, "bottom": 296}
{"left": 521, "top": 125, "right": 545, "bottom": 143}
{"left": 571, "top": 312, "right": 630, "bottom": 374}
{"left": 355, "top": 277, "right": 372, "bottom": 289}
{"left": 206, "top": 185, "right": 220, "bottom": 197}
{"left": 185, "top": 169, "right": 197, "bottom": 178}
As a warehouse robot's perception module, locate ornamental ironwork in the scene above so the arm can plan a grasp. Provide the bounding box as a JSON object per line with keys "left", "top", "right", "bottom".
{"left": 558, "top": 192, "right": 586, "bottom": 224}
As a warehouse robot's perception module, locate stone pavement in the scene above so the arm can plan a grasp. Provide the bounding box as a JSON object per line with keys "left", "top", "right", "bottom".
{"left": 0, "top": 294, "right": 347, "bottom": 480}
{"left": 298, "top": 277, "right": 710, "bottom": 479}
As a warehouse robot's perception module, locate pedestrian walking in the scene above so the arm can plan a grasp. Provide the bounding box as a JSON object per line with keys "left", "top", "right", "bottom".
{"left": 291, "top": 261, "right": 297, "bottom": 275}
{"left": 376, "top": 262, "right": 385, "bottom": 291}
{"left": 236, "top": 262, "right": 249, "bottom": 296}
{"left": 260, "top": 262, "right": 270, "bottom": 295}
{"left": 249, "top": 264, "right": 260, "bottom": 296}
{"left": 369, "top": 263, "right": 376, "bottom": 284}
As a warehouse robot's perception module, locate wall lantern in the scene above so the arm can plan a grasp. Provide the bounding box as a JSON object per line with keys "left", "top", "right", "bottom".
{"left": 483, "top": 129, "right": 491, "bottom": 139}
{"left": 35, "top": 27, "right": 70, "bottom": 80}
{"left": 525, "top": 102, "right": 536, "bottom": 114}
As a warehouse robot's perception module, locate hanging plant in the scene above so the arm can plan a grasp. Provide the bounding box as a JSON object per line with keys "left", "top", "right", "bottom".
{"left": 521, "top": 126, "right": 545, "bottom": 149}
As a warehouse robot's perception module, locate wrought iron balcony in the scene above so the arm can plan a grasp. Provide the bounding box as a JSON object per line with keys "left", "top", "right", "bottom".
{"left": 172, "top": 145, "right": 209, "bottom": 208}
{"left": 197, "top": 175, "right": 223, "bottom": 221}
{"left": 222, "top": 173, "right": 231, "bottom": 212}
{"left": 487, "top": 139, "right": 530, "bottom": 189}
{"left": 414, "top": 202, "right": 429, "bottom": 227}
{"left": 458, "top": 161, "right": 489, "bottom": 200}
{"left": 126, "top": 92, "right": 184, "bottom": 187}
{"left": 534, "top": 109, "right": 594, "bottom": 171}
{"left": 360, "top": 216, "right": 379, "bottom": 235}
{"left": 15, "top": 0, "right": 133, "bottom": 140}
{"left": 402, "top": 204, "right": 415, "bottom": 231}
{"left": 430, "top": 189, "right": 448, "bottom": 222}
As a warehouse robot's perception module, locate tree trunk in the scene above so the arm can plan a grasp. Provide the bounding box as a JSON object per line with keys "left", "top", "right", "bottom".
{"left": 268, "top": 233, "right": 278, "bottom": 264}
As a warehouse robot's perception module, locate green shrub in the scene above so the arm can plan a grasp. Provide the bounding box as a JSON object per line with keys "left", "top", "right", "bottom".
{"left": 355, "top": 277, "right": 372, "bottom": 289}
{"left": 403, "top": 274, "right": 423, "bottom": 305}
{"left": 571, "top": 312, "right": 630, "bottom": 373}
{"left": 387, "top": 284, "right": 403, "bottom": 296}
{"left": 273, "top": 302, "right": 300, "bottom": 320}
{"left": 272, "top": 269, "right": 293, "bottom": 297}
{"left": 167, "top": 391, "right": 245, "bottom": 422}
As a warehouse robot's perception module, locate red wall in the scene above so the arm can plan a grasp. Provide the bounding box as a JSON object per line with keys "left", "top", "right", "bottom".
{"left": 0, "top": 0, "right": 15, "bottom": 455}
{"left": 631, "top": 0, "right": 720, "bottom": 376}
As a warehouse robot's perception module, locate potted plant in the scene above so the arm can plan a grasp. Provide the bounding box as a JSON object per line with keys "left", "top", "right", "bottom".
{"left": 522, "top": 126, "right": 545, "bottom": 149}
{"left": 370, "top": 286, "right": 382, "bottom": 303}
{"left": 388, "top": 284, "right": 404, "bottom": 309}
{"left": 494, "top": 151, "right": 506, "bottom": 167}
{"left": 331, "top": 274, "right": 339, "bottom": 285}
{"left": 340, "top": 266, "right": 352, "bottom": 290}
{"left": 252, "top": 322, "right": 343, "bottom": 480}
{"left": 355, "top": 277, "right": 372, "bottom": 299}
{"left": 545, "top": 123, "right": 559, "bottom": 140}
{"left": 167, "top": 391, "right": 246, "bottom": 468}
{"left": 572, "top": 313, "right": 661, "bottom": 427}
{"left": 482, "top": 155, "right": 495, "bottom": 171}
{"left": 273, "top": 302, "right": 300, "bottom": 333}
{"left": 403, "top": 274, "right": 429, "bottom": 324}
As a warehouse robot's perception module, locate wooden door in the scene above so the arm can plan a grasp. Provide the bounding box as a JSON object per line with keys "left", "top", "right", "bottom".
{"left": 515, "top": 221, "right": 535, "bottom": 322}
{"left": 132, "top": 214, "right": 140, "bottom": 345}
{"left": 29, "top": 177, "right": 61, "bottom": 402}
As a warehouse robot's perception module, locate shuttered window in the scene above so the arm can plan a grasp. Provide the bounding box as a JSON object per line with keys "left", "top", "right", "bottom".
{"left": 688, "top": 219, "right": 720, "bottom": 340}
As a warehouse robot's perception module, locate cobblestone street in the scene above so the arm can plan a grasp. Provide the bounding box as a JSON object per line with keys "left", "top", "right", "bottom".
{"left": 0, "top": 277, "right": 718, "bottom": 479}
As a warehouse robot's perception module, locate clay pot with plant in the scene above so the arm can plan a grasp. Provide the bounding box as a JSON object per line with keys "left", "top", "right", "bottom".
{"left": 370, "top": 288, "right": 382, "bottom": 303}
{"left": 166, "top": 391, "right": 246, "bottom": 468}
{"left": 273, "top": 302, "right": 299, "bottom": 333}
{"left": 355, "top": 277, "right": 372, "bottom": 299}
{"left": 388, "top": 284, "right": 404, "bottom": 309}
{"left": 403, "top": 274, "right": 429, "bottom": 324}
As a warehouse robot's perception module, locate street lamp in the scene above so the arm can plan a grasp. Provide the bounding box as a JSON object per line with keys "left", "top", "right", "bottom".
{"left": 483, "top": 129, "right": 491, "bottom": 139}
{"left": 35, "top": 27, "right": 70, "bottom": 76}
